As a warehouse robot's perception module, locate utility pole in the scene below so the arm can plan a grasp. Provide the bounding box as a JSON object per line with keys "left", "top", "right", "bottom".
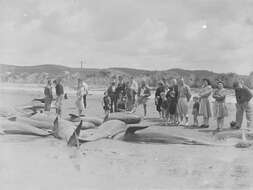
{"left": 80, "top": 57, "right": 85, "bottom": 79}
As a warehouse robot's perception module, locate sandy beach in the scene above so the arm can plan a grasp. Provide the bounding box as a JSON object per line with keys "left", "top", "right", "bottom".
{"left": 0, "top": 84, "right": 253, "bottom": 190}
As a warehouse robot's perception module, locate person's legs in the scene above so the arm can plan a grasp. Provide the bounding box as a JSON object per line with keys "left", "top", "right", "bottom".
{"left": 83, "top": 95, "right": 87, "bottom": 109}
{"left": 220, "top": 117, "right": 224, "bottom": 129}
{"left": 185, "top": 114, "right": 189, "bottom": 126}
{"left": 143, "top": 104, "right": 147, "bottom": 117}
{"left": 244, "top": 101, "right": 253, "bottom": 128}
{"left": 113, "top": 96, "right": 117, "bottom": 112}
{"left": 203, "top": 117, "right": 209, "bottom": 126}
{"left": 236, "top": 103, "right": 244, "bottom": 128}
{"left": 193, "top": 114, "right": 198, "bottom": 126}
{"left": 217, "top": 118, "right": 221, "bottom": 130}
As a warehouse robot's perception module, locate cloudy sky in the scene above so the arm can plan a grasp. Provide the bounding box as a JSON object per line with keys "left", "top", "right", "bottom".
{"left": 0, "top": 0, "right": 253, "bottom": 74}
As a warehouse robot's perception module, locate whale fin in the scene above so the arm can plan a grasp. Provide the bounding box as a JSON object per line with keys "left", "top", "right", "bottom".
{"left": 68, "top": 120, "right": 82, "bottom": 147}
{"left": 53, "top": 117, "right": 59, "bottom": 137}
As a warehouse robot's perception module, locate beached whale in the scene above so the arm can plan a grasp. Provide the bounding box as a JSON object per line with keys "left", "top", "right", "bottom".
{"left": 79, "top": 120, "right": 149, "bottom": 142}
{"left": 31, "top": 112, "right": 57, "bottom": 122}
{"left": 107, "top": 112, "right": 141, "bottom": 124}
{"left": 0, "top": 118, "right": 51, "bottom": 136}
{"left": 68, "top": 114, "right": 103, "bottom": 126}
{"left": 119, "top": 126, "right": 253, "bottom": 147}
{"left": 213, "top": 129, "right": 253, "bottom": 141}
{"left": 8, "top": 116, "right": 53, "bottom": 130}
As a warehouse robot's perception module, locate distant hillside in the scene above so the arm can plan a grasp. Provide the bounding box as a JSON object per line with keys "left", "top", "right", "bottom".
{"left": 0, "top": 64, "right": 252, "bottom": 89}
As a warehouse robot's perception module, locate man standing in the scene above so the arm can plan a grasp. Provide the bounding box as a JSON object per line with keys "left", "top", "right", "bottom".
{"left": 53, "top": 78, "right": 64, "bottom": 116}
{"left": 107, "top": 80, "right": 117, "bottom": 113}
{"left": 82, "top": 80, "right": 89, "bottom": 109}
{"left": 44, "top": 80, "right": 53, "bottom": 111}
{"left": 233, "top": 81, "right": 253, "bottom": 129}
{"left": 116, "top": 76, "right": 126, "bottom": 112}
{"left": 130, "top": 76, "right": 138, "bottom": 107}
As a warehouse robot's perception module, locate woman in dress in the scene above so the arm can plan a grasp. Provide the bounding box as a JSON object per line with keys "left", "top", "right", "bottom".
{"left": 199, "top": 79, "right": 212, "bottom": 128}
{"left": 177, "top": 78, "right": 192, "bottom": 126}
{"left": 213, "top": 81, "right": 228, "bottom": 131}
{"left": 131, "top": 80, "right": 151, "bottom": 117}
{"left": 75, "top": 79, "right": 85, "bottom": 116}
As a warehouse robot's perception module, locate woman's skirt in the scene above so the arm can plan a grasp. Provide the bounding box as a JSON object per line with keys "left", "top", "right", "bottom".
{"left": 137, "top": 96, "right": 149, "bottom": 105}
{"left": 177, "top": 97, "right": 189, "bottom": 117}
{"left": 199, "top": 98, "right": 212, "bottom": 118}
{"left": 169, "top": 102, "right": 177, "bottom": 115}
{"left": 213, "top": 101, "right": 228, "bottom": 118}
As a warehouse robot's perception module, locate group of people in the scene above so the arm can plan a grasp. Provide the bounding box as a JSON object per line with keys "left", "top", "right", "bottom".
{"left": 44, "top": 78, "right": 65, "bottom": 116}
{"left": 155, "top": 78, "right": 192, "bottom": 126}
{"left": 155, "top": 78, "right": 253, "bottom": 131}
{"left": 43, "top": 75, "right": 252, "bottom": 131}
{"left": 102, "top": 76, "right": 151, "bottom": 116}
{"left": 43, "top": 78, "right": 88, "bottom": 117}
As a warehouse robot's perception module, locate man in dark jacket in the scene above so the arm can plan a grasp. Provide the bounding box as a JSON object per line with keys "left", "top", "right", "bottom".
{"left": 155, "top": 81, "right": 165, "bottom": 118}
{"left": 53, "top": 78, "right": 64, "bottom": 116}
{"left": 115, "top": 76, "right": 126, "bottom": 112}
{"left": 107, "top": 80, "right": 117, "bottom": 113}
{"left": 233, "top": 81, "right": 253, "bottom": 129}
{"left": 44, "top": 80, "right": 53, "bottom": 111}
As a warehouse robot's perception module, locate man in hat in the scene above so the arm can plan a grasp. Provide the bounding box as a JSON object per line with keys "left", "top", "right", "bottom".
{"left": 233, "top": 80, "right": 253, "bottom": 129}
{"left": 53, "top": 78, "right": 64, "bottom": 116}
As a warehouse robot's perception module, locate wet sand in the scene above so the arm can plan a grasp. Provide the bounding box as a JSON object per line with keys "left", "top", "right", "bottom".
{"left": 0, "top": 87, "right": 253, "bottom": 190}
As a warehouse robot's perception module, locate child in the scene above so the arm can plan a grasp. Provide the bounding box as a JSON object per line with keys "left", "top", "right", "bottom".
{"left": 102, "top": 91, "right": 111, "bottom": 115}
{"left": 160, "top": 92, "right": 169, "bottom": 122}
{"left": 192, "top": 96, "right": 200, "bottom": 127}
{"left": 117, "top": 91, "right": 126, "bottom": 112}
{"left": 166, "top": 89, "right": 177, "bottom": 125}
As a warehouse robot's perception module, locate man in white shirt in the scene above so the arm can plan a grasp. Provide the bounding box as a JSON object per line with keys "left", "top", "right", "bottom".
{"left": 130, "top": 76, "right": 138, "bottom": 105}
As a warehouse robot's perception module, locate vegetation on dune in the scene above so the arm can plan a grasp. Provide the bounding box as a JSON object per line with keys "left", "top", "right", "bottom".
{"left": 0, "top": 64, "right": 252, "bottom": 89}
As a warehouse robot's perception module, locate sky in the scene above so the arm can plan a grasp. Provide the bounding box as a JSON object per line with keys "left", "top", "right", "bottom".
{"left": 0, "top": 0, "right": 253, "bottom": 75}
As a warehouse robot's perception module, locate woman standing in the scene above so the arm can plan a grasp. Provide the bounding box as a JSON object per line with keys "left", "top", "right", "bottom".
{"left": 213, "top": 81, "right": 228, "bottom": 131}
{"left": 131, "top": 80, "right": 151, "bottom": 117}
{"left": 75, "top": 79, "right": 85, "bottom": 116}
{"left": 177, "top": 78, "right": 192, "bottom": 126}
{"left": 155, "top": 81, "right": 165, "bottom": 118}
{"left": 53, "top": 78, "right": 64, "bottom": 117}
{"left": 199, "top": 79, "right": 212, "bottom": 128}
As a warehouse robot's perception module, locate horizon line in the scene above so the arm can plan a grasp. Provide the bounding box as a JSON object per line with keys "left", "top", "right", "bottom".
{"left": 0, "top": 63, "right": 248, "bottom": 76}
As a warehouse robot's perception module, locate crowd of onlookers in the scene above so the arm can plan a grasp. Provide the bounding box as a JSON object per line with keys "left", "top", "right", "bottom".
{"left": 102, "top": 76, "right": 151, "bottom": 116}
{"left": 43, "top": 76, "right": 253, "bottom": 132}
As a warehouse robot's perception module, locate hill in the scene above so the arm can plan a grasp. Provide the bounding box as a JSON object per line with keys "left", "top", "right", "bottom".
{"left": 0, "top": 64, "right": 252, "bottom": 89}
